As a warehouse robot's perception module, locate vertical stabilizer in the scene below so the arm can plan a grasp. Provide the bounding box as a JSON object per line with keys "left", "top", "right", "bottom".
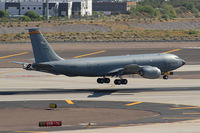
{"left": 29, "top": 28, "right": 63, "bottom": 63}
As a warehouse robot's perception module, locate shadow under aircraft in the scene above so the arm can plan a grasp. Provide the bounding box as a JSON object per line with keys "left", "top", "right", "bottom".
{"left": 1, "top": 87, "right": 200, "bottom": 97}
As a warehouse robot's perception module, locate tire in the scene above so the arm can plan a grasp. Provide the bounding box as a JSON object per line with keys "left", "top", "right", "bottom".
{"left": 121, "top": 79, "right": 128, "bottom": 85}
{"left": 104, "top": 78, "right": 110, "bottom": 83}
{"left": 114, "top": 79, "right": 121, "bottom": 85}
{"left": 163, "top": 75, "right": 168, "bottom": 80}
{"left": 97, "top": 78, "right": 104, "bottom": 84}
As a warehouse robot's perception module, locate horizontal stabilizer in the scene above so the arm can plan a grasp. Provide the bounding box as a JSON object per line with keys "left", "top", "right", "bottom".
{"left": 11, "top": 61, "right": 30, "bottom": 65}
{"left": 11, "top": 61, "right": 32, "bottom": 70}
{"left": 28, "top": 58, "right": 35, "bottom": 61}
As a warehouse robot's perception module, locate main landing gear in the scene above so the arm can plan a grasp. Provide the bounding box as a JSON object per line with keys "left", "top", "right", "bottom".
{"left": 114, "top": 79, "right": 128, "bottom": 85}
{"left": 97, "top": 78, "right": 128, "bottom": 85}
{"left": 97, "top": 78, "right": 110, "bottom": 84}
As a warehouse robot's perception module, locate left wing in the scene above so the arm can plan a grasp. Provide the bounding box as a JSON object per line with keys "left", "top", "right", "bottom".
{"left": 107, "top": 64, "right": 142, "bottom": 76}
{"left": 123, "top": 64, "right": 142, "bottom": 74}
{"left": 107, "top": 64, "right": 161, "bottom": 79}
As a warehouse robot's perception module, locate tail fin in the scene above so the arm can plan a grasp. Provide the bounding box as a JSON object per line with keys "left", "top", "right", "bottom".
{"left": 28, "top": 28, "right": 63, "bottom": 63}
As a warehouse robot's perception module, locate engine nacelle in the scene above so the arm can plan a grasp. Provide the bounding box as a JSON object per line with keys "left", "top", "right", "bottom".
{"left": 139, "top": 66, "right": 161, "bottom": 79}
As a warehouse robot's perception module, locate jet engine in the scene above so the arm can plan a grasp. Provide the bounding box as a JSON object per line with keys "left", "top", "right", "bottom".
{"left": 139, "top": 66, "right": 161, "bottom": 79}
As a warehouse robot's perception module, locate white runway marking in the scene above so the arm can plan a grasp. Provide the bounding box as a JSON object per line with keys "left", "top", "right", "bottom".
{"left": 184, "top": 47, "right": 200, "bottom": 49}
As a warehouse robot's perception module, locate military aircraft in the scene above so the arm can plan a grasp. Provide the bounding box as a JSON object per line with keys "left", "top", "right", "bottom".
{"left": 14, "top": 28, "right": 185, "bottom": 85}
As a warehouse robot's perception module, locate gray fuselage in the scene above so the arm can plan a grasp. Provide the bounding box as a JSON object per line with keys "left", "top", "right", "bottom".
{"left": 39, "top": 53, "right": 184, "bottom": 77}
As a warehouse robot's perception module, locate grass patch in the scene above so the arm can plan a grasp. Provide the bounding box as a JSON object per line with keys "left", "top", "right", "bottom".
{"left": 1, "top": 29, "right": 200, "bottom": 42}
{"left": 187, "top": 30, "right": 199, "bottom": 35}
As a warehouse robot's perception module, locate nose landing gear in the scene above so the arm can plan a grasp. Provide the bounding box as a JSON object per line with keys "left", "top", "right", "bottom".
{"left": 163, "top": 75, "right": 168, "bottom": 80}
{"left": 162, "top": 72, "right": 173, "bottom": 80}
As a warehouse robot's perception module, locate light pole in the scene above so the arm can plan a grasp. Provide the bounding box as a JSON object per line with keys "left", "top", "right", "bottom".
{"left": 46, "top": 0, "right": 49, "bottom": 21}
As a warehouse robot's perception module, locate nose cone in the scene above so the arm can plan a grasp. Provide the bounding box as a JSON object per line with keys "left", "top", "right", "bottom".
{"left": 182, "top": 59, "right": 186, "bottom": 66}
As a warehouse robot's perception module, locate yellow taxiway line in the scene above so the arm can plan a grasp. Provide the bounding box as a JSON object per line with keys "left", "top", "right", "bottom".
{"left": 169, "top": 107, "right": 200, "bottom": 110}
{"left": 162, "top": 117, "right": 200, "bottom": 120}
{"left": 16, "top": 131, "right": 48, "bottom": 133}
{"left": 183, "top": 113, "right": 200, "bottom": 115}
{"left": 162, "top": 49, "right": 181, "bottom": 54}
{"left": 65, "top": 100, "right": 74, "bottom": 104}
{"left": 125, "top": 101, "right": 143, "bottom": 106}
{"left": 0, "top": 52, "right": 28, "bottom": 59}
{"left": 74, "top": 50, "right": 105, "bottom": 58}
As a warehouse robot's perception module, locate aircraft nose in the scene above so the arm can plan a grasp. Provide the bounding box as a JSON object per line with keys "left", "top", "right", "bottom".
{"left": 182, "top": 59, "right": 186, "bottom": 66}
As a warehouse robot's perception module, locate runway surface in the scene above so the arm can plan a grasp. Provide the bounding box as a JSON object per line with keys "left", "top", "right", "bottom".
{"left": 2, "top": 100, "right": 200, "bottom": 133}
{"left": 0, "top": 66, "right": 200, "bottom": 132}
{"left": 0, "top": 66, "right": 200, "bottom": 105}
{"left": 1, "top": 41, "right": 200, "bottom": 132}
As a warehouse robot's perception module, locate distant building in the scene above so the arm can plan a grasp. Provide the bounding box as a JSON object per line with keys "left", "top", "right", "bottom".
{"left": 92, "top": 0, "right": 139, "bottom": 2}
{"left": 92, "top": 1, "right": 136, "bottom": 14}
{"left": 0, "top": 0, "right": 92, "bottom": 18}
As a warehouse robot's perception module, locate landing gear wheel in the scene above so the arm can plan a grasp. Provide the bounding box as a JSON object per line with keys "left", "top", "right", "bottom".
{"left": 121, "top": 79, "right": 128, "bottom": 85}
{"left": 104, "top": 78, "right": 110, "bottom": 83}
{"left": 97, "top": 78, "right": 110, "bottom": 84}
{"left": 97, "top": 78, "right": 104, "bottom": 84}
{"left": 163, "top": 75, "right": 168, "bottom": 80}
{"left": 114, "top": 79, "right": 121, "bottom": 85}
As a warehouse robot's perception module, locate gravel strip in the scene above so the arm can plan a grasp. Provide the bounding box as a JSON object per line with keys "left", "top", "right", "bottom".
{"left": 129, "top": 21, "right": 200, "bottom": 30}
{"left": 0, "top": 24, "right": 111, "bottom": 34}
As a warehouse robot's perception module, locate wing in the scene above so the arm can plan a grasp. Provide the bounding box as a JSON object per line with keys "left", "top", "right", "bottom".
{"left": 107, "top": 64, "right": 142, "bottom": 76}
{"left": 12, "top": 61, "right": 29, "bottom": 65}
{"left": 123, "top": 64, "right": 142, "bottom": 74}
{"left": 107, "top": 64, "right": 162, "bottom": 79}
{"left": 28, "top": 58, "right": 35, "bottom": 61}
